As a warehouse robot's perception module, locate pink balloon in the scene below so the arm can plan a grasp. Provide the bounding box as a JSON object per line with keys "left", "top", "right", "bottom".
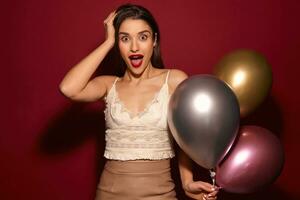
{"left": 216, "top": 126, "right": 284, "bottom": 193}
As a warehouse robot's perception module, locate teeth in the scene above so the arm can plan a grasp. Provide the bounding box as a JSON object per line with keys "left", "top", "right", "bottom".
{"left": 129, "top": 55, "right": 143, "bottom": 60}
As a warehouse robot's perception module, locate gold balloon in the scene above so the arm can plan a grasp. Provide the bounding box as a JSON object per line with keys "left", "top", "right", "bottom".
{"left": 214, "top": 49, "right": 272, "bottom": 117}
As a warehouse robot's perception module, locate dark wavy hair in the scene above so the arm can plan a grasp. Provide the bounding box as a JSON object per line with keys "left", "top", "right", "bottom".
{"left": 113, "top": 4, "right": 164, "bottom": 74}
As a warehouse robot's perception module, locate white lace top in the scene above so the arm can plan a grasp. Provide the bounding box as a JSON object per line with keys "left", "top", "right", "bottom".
{"left": 103, "top": 70, "right": 175, "bottom": 160}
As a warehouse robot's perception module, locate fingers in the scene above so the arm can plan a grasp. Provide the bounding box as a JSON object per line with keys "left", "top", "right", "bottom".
{"left": 103, "top": 11, "right": 117, "bottom": 26}
{"left": 103, "top": 11, "right": 117, "bottom": 43}
{"left": 203, "top": 188, "right": 220, "bottom": 200}
{"left": 193, "top": 181, "right": 215, "bottom": 193}
{"left": 203, "top": 193, "right": 217, "bottom": 200}
{"left": 185, "top": 181, "right": 218, "bottom": 194}
{"left": 184, "top": 191, "right": 204, "bottom": 200}
{"left": 208, "top": 190, "right": 219, "bottom": 196}
{"left": 184, "top": 181, "right": 220, "bottom": 200}
{"left": 104, "top": 11, "right": 115, "bottom": 21}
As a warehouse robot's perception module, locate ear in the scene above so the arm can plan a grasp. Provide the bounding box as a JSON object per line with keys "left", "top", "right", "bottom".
{"left": 153, "top": 33, "right": 157, "bottom": 47}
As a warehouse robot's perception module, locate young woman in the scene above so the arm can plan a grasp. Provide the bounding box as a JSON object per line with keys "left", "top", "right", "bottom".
{"left": 59, "top": 4, "right": 219, "bottom": 200}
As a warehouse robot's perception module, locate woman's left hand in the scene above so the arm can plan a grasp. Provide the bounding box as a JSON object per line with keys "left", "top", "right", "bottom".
{"left": 183, "top": 180, "right": 219, "bottom": 200}
{"left": 202, "top": 190, "right": 219, "bottom": 200}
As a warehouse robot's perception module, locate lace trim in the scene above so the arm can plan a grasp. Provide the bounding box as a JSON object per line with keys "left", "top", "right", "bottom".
{"left": 106, "top": 127, "right": 167, "bottom": 131}
{"left": 106, "top": 142, "right": 173, "bottom": 149}
{"left": 113, "top": 83, "right": 167, "bottom": 119}
{"left": 105, "top": 129, "right": 173, "bottom": 143}
{"left": 104, "top": 150, "right": 175, "bottom": 161}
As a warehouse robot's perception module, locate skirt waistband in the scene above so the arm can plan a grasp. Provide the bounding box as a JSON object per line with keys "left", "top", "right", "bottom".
{"left": 104, "top": 159, "right": 171, "bottom": 174}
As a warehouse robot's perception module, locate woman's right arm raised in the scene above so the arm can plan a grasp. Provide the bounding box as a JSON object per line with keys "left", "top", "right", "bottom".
{"left": 59, "top": 11, "right": 117, "bottom": 102}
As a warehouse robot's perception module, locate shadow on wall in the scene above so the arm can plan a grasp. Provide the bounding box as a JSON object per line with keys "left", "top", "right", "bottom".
{"left": 36, "top": 102, "right": 107, "bottom": 186}
{"left": 36, "top": 44, "right": 124, "bottom": 154}
{"left": 35, "top": 48, "right": 121, "bottom": 195}
{"left": 37, "top": 103, "right": 105, "bottom": 155}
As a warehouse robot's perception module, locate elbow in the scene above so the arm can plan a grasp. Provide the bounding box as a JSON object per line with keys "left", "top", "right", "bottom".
{"left": 59, "top": 83, "right": 76, "bottom": 99}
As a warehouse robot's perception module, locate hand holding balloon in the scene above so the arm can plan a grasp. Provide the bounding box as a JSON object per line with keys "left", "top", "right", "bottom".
{"left": 183, "top": 180, "right": 220, "bottom": 200}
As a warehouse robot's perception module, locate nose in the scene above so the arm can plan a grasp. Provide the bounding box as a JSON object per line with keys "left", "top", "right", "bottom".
{"left": 130, "top": 39, "right": 139, "bottom": 52}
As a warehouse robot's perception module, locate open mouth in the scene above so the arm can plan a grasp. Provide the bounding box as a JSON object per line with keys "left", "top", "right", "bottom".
{"left": 129, "top": 54, "right": 144, "bottom": 68}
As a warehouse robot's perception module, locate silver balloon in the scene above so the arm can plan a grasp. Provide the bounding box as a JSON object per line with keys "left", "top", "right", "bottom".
{"left": 168, "top": 75, "right": 240, "bottom": 169}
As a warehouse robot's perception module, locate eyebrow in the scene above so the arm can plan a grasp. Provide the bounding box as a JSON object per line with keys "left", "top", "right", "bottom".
{"left": 119, "top": 30, "right": 152, "bottom": 35}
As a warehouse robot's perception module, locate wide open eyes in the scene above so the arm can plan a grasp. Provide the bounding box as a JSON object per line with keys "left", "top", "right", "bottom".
{"left": 119, "top": 33, "right": 151, "bottom": 43}
{"left": 120, "top": 36, "right": 130, "bottom": 42}
{"left": 139, "top": 33, "right": 149, "bottom": 41}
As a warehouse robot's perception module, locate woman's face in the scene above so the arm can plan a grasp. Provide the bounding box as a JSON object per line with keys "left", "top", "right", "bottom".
{"left": 118, "top": 18, "right": 155, "bottom": 75}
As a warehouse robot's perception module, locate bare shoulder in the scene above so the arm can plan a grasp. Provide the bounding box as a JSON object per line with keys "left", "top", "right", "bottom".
{"left": 169, "top": 69, "right": 188, "bottom": 80}
{"left": 92, "top": 75, "right": 118, "bottom": 93}
{"left": 168, "top": 69, "right": 188, "bottom": 92}
{"left": 93, "top": 75, "right": 118, "bottom": 88}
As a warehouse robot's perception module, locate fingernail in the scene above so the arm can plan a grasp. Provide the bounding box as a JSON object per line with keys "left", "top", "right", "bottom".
{"left": 215, "top": 186, "right": 221, "bottom": 191}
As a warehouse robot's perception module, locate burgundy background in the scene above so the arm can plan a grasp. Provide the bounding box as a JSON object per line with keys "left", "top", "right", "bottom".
{"left": 2, "top": 0, "right": 300, "bottom": 199}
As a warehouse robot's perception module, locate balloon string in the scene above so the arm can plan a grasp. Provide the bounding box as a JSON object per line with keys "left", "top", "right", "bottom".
{"left": 209, "top": 169, "right": 216, "bottom": 186}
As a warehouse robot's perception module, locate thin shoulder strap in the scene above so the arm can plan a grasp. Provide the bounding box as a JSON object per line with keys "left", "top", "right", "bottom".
{"left": 110, "top": 77, "right": 119, "bottom": 94}
{"left": 164, "top": 70, "right": 171, "bottom": 84}
{"left": 106, "top": 77, "right": 119, "bottom": 99}
{"left": 112, "top": 77, "right": 119, "bottom": 86}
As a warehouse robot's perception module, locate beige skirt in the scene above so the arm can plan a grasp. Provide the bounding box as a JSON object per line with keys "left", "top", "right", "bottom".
{"left": 95, "top": 159, "right": 177, "bottom": 200}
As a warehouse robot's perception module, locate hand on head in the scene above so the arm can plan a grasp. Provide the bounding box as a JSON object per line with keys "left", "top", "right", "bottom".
{"left": 103, "top": 11, "right": 117, "bottom": 45}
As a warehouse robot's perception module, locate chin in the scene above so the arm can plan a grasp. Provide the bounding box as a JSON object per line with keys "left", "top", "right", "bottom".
{"left": 129, "top": 66, "right": 146, "bottom": 75}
